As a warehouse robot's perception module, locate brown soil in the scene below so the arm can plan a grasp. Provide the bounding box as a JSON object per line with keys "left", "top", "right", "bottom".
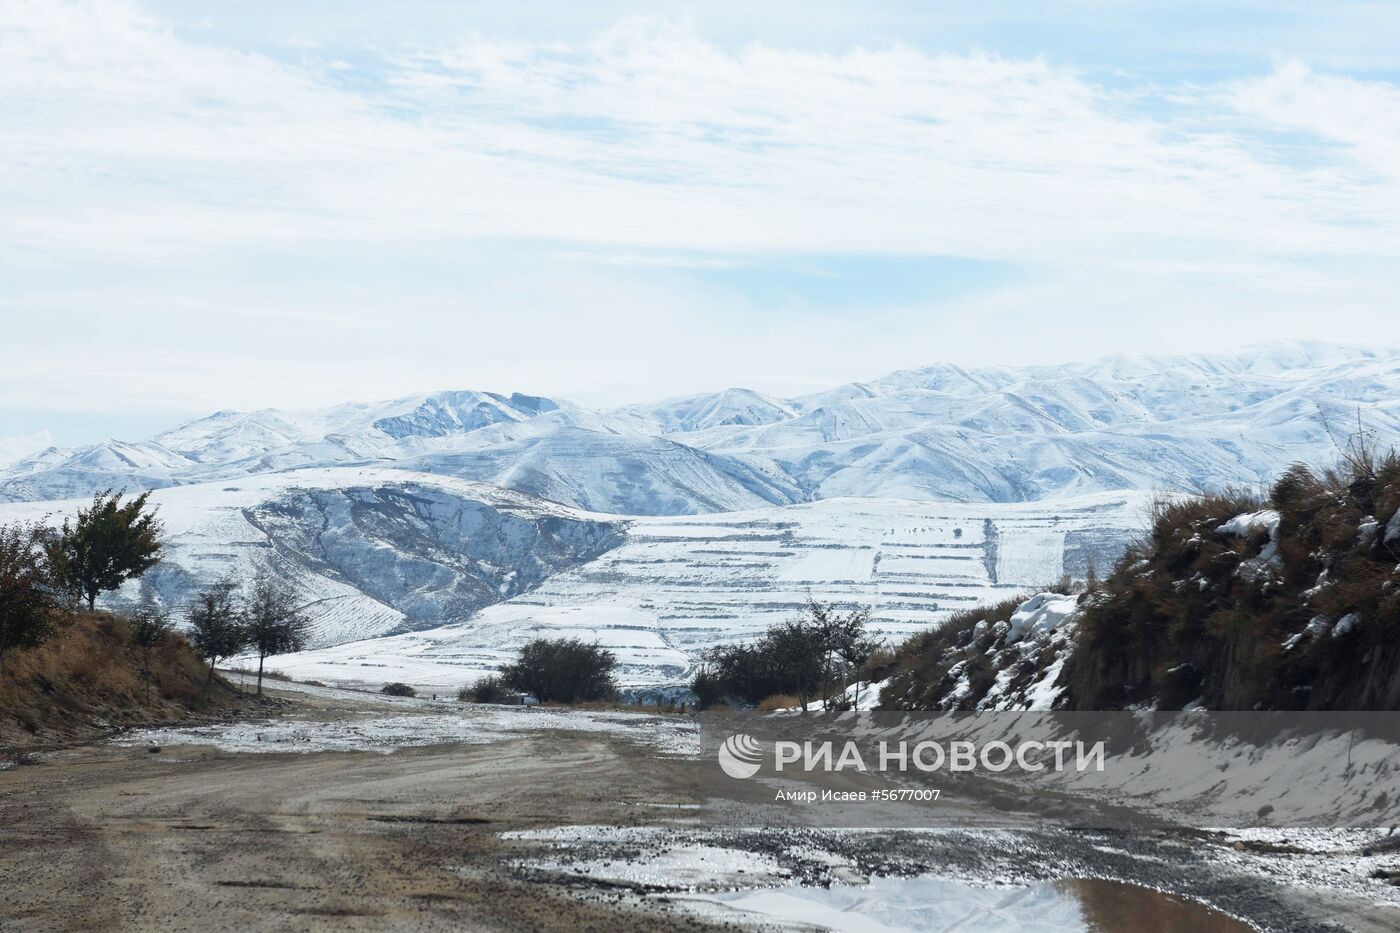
{"left": 0, "top": 612, "right": 246, "bottom": 750}
{"left": 6, "top": 683, "right": 1399, "bottom": 932}
{"left": 0, "top": 694, "right": 723, "bottom": 931}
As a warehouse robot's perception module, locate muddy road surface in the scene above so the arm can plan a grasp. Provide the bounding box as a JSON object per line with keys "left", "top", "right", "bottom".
{"left": 3, "top": 680, "right": 1399, "bottom": 932}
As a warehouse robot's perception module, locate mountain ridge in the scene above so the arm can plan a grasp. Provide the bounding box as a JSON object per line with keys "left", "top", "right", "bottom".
{"left": 4, "top": 342, "right": 1397, "bottom": 515}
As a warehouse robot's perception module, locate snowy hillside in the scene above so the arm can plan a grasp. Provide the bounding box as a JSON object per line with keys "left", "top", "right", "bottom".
{"left": 677, "top": 343, "right": 1400, "bottom": 503}
{"left": 257, "top": 491, "right": 1149, "bottom": 688}
{"left": 4, "top": 342, "right": 1395, "bottom": 690}
{"left": 3, "top": 343, "right": 1396, "bottom": 513}
{"left": 0, "top": 469, "right": 624, "bottom": 648}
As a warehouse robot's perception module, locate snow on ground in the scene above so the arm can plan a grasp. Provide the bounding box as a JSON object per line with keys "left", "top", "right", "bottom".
{"left": 1216, "top": 510, "right": 1281, "bottom": 538}
{"left": 1203, "top": 828, "right": 1400, "bottom": 906}
{"left": 996, "top": 528, "right": 1066, "bottom": 591}
{"left": 508, "top": 825, "right": 795, "bottom": 891}
{"left": 868, "top": 711, "right": 1400, "bottom": 828}
{"left": 114, "top": 676, "right": 697, "bottom": 757}
{"left": 794, "top": 680, "right": 888, "bottom": 712}
{"left": 1005, "top": 593, "right": 1079, "bottom": 643}
{"left": 99, "top": 676, "right": 1400, "bottom": 929}
{"left": 679, "top": 875, "right": 1093, "bottom": 933}
{"left": 264, "top": 492, "right": 1148, "bottom": 688}
{"left": 511, "top": 825, "right": 1088, "bottom": 930}
{"left": 503, "top": 825, "right": 1269, "bottom": 931}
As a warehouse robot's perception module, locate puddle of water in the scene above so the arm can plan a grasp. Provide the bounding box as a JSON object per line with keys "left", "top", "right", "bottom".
{"left": 1065, "top": 879, "right": 1254, "bottom": 933}
{"left": 677, "top": 875, "right": 1252, "bottom": 932}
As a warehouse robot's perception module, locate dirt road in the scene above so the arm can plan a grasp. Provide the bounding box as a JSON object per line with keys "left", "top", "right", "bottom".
{"left": 1, "top": 725, "right": 717, "bottom": 931}
{"left": 4, "top": 682, "right": 1400, "bottom": 932}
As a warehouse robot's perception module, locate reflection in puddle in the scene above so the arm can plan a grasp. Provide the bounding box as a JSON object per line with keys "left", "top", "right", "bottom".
{"left": 683, "top": 875, "right": 1252, "bottom": 932}
{"left": 1066, "top": 878, "right": 1254, "bottom": 932}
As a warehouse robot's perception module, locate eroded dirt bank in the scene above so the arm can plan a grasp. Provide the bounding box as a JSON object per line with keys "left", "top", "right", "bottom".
{"left": 0, "top": 612, "right": 252, "bottom": 750}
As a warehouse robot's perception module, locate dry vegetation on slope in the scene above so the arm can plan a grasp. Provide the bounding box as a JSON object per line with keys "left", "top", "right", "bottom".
{"left": 878, "top": 446, "right": 1400, "bottom": 712}
{"left": 0, "top": 611, "right": 244, "bottom": 749}
{"left": 1067, "top": 446, "right": 1400, "bottom": 710}
{"left": 877, "top": 588, "right": 1078, "bottom": 710}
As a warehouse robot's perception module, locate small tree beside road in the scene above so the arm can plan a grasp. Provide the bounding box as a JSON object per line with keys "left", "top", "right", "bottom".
{"left": 128, "top": 593, "right": 175, "bottom": 704}
{"left": 49, "top": 490, "right": 163, "bottom": 611}
{"left": 186, "top": 581, "right": 246, "bottom": 703}
{"left": 243, "top": 576, "right": 311, "bottom": 696}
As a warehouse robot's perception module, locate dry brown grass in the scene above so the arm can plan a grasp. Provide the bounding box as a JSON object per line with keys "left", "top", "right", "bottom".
{"left": 1066, "top": 447, "right": 1400, "bottom": 710}
{"left": 755, "top": 694, "right": 801, "bottom": 712}
{"left": 0, "top": 610, "right": 242, "bottom": 749}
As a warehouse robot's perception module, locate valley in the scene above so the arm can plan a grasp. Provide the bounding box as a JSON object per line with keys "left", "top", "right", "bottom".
{"left": 261, "top": 492, "right": 1147, "bottom": 688}
{"left": 5, "top": 343, "right": 1392, "bottom": 692}
{"left": 0, "top": 475, "right": 1146, "bottom": 687}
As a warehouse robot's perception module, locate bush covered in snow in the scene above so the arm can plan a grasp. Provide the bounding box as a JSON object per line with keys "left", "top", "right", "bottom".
{"left": 880, "top": 586, "right": 1080, "bottom": 711}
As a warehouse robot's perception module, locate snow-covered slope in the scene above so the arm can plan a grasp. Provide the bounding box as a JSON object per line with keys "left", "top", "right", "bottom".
{"left": 625, "top": 387, "right": 798, "bottom": 433}
{"left": 399, "top": 427, "right": 802, "bottom": 515}
{"left": 4, "top": 343, "right": 1397, "bottom": 690}
{"left": 883, "top": 445, "right": 1400, "bottom": 713}
{"left": 259, "top": 491, "right": 1148, "bottom": 688}
{"left": 0, "top": 440, "right": 195, "bottom": 502}
{"left": 675, "top": 344, "right": 1400, "bottom": 504}
{"left": 0, "top": 469, "right": 624, "bottom": 648}
{"left": 4, "top": 343, "right": 1396, "bottom": 513}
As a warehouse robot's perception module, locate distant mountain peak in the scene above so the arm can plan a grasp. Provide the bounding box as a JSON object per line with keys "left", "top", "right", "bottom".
{"left": 3, "top": 342, "right": 1396, "bottom": 513}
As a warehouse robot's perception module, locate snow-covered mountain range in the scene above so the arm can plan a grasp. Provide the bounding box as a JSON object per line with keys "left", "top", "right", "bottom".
{"left": 2, "top": 342, "right": 1395, "bottom": 687}
{"left": 6, "top": 342, "right": 1397, "bottom": 514}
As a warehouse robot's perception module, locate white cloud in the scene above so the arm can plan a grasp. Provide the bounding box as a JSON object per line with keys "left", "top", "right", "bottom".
{"left": 4, "top": 5, "right": 1393, "bottom": 265}
{"left": 0, "top": 430, "right": 54, "bottom": 466}
{"left": 0, "top": 1, "right": 1398, "bottom": 416}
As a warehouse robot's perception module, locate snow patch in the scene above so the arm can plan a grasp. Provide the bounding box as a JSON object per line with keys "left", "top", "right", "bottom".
{"left": 1005, "top": 593, "right": 1080, "bottom": 644}
{"left": 1385, "top": 509, "right": 1400, "bottom": 545}
{"left": 1216, "top": 510, "right": 1280, "bottom": 539}
{"left": 679, "top": 875, "right": 1097, "bottom": 933}
{"left": 114, "top": 678, "right": 697, "bottom": 756}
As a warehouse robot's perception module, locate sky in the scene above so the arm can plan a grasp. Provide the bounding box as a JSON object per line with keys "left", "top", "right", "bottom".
{"left": 2, "top": 1, "right": 1399, "bottom": 457}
